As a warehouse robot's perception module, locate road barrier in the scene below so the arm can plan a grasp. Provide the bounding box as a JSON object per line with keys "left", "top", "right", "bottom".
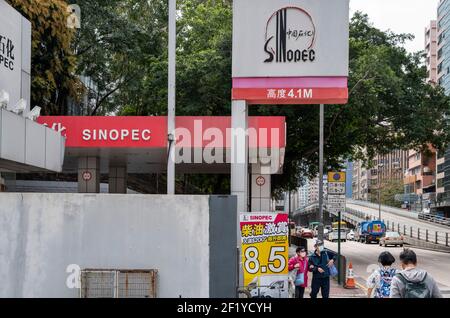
{"left": 418, "top": 213, "right": 450, "bottom": 227}
{"left": 344, "top": 207, "right": 450, "bottom": 250}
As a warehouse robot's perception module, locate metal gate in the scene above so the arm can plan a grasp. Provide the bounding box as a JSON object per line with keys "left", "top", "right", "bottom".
{"left": 80, "top": 269, "right": 157, "bottom": 298}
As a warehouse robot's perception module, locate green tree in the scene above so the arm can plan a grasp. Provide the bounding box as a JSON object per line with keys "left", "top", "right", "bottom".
{"left": 370, "top": 178, "right": 404, "bottom": 208}
{"left": 6, "top": 0, "right": 81, "bottom": 115}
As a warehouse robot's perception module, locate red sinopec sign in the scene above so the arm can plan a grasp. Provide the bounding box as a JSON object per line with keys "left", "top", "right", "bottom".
{"left": 37, "top": 116, "right": 286, "bottom": 149}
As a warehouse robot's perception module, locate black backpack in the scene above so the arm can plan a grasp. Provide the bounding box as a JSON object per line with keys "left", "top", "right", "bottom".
{"left": 395, "top": 273, "right": 432, "bottom": 298}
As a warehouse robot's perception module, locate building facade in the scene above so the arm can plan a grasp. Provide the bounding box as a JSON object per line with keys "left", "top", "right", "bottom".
{"left": 352, "top": 150, "right": 408, "bottom": 202}
{"left": 352, "top": 160, "right": 369, "bottom": 201}
{"left": 429, "top": 1, "right": 450, "bottom": 217}
{"left": 426, "top": 20, "right": 438, "bottom": 84}
{"left": 403, "top": 148, "right": 436, "bottom": 196}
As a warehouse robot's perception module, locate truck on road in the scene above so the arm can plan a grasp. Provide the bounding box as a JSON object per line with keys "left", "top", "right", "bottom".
{"left": 355, "top": 220, "right": 386, "bottom": 244}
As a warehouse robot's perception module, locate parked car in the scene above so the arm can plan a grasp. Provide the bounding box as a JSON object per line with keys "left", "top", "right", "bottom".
{"left": 300, "top": 228, "right": 314, "bottom": 239}
{"left": 379, "top": 231, "right": 404, "bottom": 247}
{"left": 346, "top": 230, "right": 355, "bottom": 241}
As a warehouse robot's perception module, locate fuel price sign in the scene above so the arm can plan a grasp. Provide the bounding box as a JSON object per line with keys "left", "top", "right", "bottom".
{"left": 240, "top": 213, "right": 289, "bottom": 297}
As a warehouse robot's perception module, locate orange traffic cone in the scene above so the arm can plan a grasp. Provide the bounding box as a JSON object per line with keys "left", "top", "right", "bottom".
{"left": 344, "top": 262, "right": 356, "bottom": 289}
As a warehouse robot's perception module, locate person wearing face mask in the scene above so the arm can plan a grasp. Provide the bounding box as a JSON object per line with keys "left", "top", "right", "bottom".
{"left": 308, "top": 240, "right": 335, "bottom": 298}
{"left": 288, "top": 247, "right": 309, "bottom": 298}
{"left": 390, "top": 249, "right": 442, "bottom": 298}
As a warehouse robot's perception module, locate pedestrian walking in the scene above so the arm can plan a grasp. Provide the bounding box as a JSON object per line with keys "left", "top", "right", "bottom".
{"left": 308, "top": 240, "right": 336, "bottom": 298}
{"left": 390, "top": 249, "right": 442, "bottom": 298}
{"left": 366, "top": 251, "right": 397, "bottom": 298}
{"left": 288, "top": 247, "right": 309, "bottom": 298}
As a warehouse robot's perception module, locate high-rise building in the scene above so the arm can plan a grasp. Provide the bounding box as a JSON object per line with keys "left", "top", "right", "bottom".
{"left": 403, "top": 148, "right": 436, "bottom": 196}
{"left": 438, "top": 0, "right": 450, "bottom": 92}
{"left": 352, "top": 161, "right": 369, "bottom": 201}
{"left": 352, "top": 150, "right": 408, "bottom": 202}
{"left": 431, "top": 1, "right": 450, "bottom": 217}
{"left": 426, "top": 20, "right": 438, "bottom": 84}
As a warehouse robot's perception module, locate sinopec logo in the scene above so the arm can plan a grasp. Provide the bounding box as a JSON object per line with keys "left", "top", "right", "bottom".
{"left": 264, "top": 6, "right": 316, "bottom": 64}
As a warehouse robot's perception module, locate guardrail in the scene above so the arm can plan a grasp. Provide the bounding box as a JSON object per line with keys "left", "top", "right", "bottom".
{"left": 418, "top": 213, "right": 450, "bottom": 227}
{"left": 347, "top": 199, "right": 419, "bottom": 219}
{"left": 344, "top": 207, "right": 450, "bottom": 248}
{"left": 294, "top": 204, "right": 450, "bottom": 249}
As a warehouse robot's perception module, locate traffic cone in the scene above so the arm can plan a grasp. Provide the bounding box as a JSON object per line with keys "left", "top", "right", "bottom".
{"left": 344, "top": 262, "right": 356, "bottom": 289}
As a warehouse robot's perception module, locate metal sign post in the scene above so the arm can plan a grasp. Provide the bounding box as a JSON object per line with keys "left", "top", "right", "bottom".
{"left": 167, "top": 0, "right": 176, "bottom": 195}
{"left": 327, "top": 171, "right": 346, "bottom": 286}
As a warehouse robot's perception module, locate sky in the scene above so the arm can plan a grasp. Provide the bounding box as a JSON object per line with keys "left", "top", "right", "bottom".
{"left": 350, "top": 0, "right": 439, "bottom": 53}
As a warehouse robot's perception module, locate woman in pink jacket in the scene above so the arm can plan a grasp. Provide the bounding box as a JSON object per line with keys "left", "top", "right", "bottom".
{"left": 288, "top": 247, "right": 309, "bottom": 298}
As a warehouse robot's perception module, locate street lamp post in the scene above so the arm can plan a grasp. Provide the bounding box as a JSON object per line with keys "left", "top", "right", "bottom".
{"left": 377, "top": 163, "right": 384, "bottom": 221}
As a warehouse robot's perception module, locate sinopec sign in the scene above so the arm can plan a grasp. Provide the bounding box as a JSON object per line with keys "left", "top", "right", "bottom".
{"left": 0, "top": 0, "right": 31, "bottom": 110}
{"left": 232, "top": 0, "right": 349, "bottom": 105}
{"left": 264, "top": 6, "right": 316, "bottom": 64}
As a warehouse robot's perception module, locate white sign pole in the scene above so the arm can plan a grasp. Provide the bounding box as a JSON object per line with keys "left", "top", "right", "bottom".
{"left": 167, "top": 0, "right": 176, "bottom": 195}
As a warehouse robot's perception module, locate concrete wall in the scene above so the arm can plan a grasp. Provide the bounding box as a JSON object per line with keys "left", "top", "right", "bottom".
{"left": 0, "top": 193, "right": 237, "bottom": 298}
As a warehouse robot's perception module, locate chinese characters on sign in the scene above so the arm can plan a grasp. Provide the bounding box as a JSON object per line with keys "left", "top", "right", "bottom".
{"left": 240, "top": 213, "right": 289, "bottom": 298}
{"left": 0, "top": 35, "right": 15, "bottom": 71}
{"left": 327, "top": 172, "right": 346, "bottom": 214}
{"left": 266, "top": 88, "right": 313, "bottom": 100}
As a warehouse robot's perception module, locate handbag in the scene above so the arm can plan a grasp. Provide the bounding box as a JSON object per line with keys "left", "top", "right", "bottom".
{"left": 329, "top": 264, "right": 338, "bottom": 277}
{"left": 294, "top": 260, "right": 307, "bottom": 286}
{"left": 326, "top": 253, "right": 338, "bottom": 277}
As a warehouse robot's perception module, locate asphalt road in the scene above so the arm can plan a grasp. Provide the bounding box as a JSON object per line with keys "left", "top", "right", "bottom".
{"left": 305, "top": 239, "right": 450, "bottom": 297}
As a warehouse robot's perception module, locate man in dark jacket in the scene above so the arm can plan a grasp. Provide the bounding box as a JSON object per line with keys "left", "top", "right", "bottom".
{"left": 308, "top": 240, "right": 335, "bottom": 298}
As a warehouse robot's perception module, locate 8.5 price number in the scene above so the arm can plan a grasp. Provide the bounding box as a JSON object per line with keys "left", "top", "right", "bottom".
{"left": 244, "top": 246, "right": 286, "bottom": 274}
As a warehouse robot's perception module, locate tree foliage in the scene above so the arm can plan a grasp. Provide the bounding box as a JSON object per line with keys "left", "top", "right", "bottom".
{"left": 10, "top": 0, "right": 450, "bottom": 195}
{"left": 6, "top": 0, "right": 81, "bottom": 115}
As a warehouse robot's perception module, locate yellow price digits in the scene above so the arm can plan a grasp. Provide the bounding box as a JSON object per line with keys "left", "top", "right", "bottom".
{"left": 243, "top": 246, "right": 286, "bottom": 275}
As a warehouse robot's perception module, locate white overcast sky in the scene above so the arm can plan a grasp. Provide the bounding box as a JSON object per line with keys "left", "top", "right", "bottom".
{"left": 350, "top": 0, "right": 439, "bottom": 53}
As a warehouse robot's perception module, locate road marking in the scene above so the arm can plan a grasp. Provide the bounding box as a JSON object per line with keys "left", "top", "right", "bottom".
{"left": 355, "top": 282, "right": 367, "bottom": 292}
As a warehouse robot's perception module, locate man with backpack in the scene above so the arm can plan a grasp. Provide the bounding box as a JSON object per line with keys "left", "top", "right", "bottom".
{"left": 390, "top": 249, "right": 442, "bottom": 298}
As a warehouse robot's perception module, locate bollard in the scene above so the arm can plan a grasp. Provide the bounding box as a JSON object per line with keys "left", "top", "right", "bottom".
{"left": 398, "top": 223, "right": 400, "bottom": 233}
{"left": 426, "top": 229, "right": 429, "bottom": 242}
{"left": 447, "top": 233, "right": 449, "bottom": 247}
{"left": 436, "top": 231, "right": 438, "bottom": 245}
{"left": 410, "top": 226, "right": 413, "bottom": 237}
{"left": 404, "top": 225, "right": 406, "bottom": 235}
{"left": 418, "top": 228, "right": 420, "bottom": 240}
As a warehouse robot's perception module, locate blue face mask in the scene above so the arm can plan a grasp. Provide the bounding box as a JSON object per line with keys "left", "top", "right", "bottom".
{"left": 318, "top": 246, "right": 324, "bottom": 252}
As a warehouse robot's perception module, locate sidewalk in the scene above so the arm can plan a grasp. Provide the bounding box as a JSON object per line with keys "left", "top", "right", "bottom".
{"left": 289, "top": 246, "right": 366, "bottom": 298}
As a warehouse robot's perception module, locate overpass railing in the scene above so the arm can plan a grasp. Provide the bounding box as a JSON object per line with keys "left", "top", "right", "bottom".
{"left": 345, "top": 207, "right": 450, "bottom": 247}
{"left": 295, "top": 204, "right": 450, "bottom": 248}
{"left": 418, "top": 213, "right": 450, "bottom": 227}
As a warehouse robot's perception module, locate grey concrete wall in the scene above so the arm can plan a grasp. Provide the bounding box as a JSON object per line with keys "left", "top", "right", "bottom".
{"left": 0, "top": 193, "right": 216, "bottom": 297}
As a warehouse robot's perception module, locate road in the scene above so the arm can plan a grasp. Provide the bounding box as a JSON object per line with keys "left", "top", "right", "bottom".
{"left": 305, "top": 239, "right": 450, "bottom": 297}
{"left": 346, "top": 203, "right": 450, "bottom": 245}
